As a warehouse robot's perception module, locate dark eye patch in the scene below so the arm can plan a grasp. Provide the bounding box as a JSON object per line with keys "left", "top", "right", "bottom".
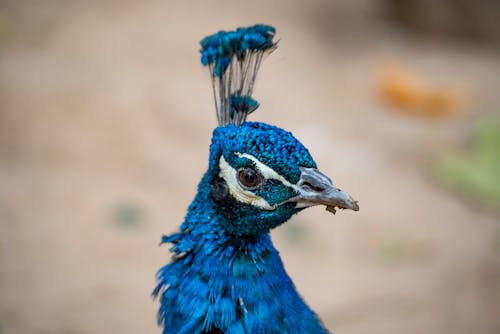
{"left": 210, "top": 176, "right": 229, "bottom": 201}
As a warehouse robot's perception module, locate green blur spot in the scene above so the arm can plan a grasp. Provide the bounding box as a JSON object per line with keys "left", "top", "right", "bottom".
{"left": 435, "top": 118, "right": 500, "bottom": 210}
{"left": 283, "top": 219, "right": 308, "bottom": 244}
{"left": 0, "top": 13, "right": 12, "bottom": 47}
{"left": 112, "top": 202, "right": 145, "bottom": 229}
{"left": 380, "top": 237, "right": 404, "bottom": 263}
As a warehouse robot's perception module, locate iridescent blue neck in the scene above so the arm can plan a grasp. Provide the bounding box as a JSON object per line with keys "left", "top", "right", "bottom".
{"left": 155, "top": 171, "right": 329, "bottom": 333}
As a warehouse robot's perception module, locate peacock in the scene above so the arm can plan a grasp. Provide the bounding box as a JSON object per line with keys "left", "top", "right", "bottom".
{"left": 154, "top": 24, "right": 359, "bottom": 334}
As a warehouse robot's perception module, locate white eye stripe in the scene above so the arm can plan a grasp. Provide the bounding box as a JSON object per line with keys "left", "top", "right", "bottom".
{"left": 235, "top": 153, "right": 301, "bottom": 192}
{"left": 218, "top": 156, "right": 276, "bottom": 210}
{"left": 217, "top": 153, "right": 303, "bottom": 210}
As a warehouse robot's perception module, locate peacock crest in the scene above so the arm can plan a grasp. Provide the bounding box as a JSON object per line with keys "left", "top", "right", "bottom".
{"left": 200, "top": 24, "right": 277, "bottom": 126}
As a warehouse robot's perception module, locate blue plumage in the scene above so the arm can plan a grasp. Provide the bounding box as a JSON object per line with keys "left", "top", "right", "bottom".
{"left": 155, "top": 25, "right": 359, "bottom": 334}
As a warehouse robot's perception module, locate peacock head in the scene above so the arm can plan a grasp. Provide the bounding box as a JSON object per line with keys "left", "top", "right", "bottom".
{"left": 205, "top": 122, "right": 358, "bottom": 237}
{"left": 198, "top": 25, "right": 358, "bottom": 237}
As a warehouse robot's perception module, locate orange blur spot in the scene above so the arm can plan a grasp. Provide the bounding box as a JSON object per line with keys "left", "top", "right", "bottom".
{"left": 379, "top": 66, "right": 465, "bottom": 118}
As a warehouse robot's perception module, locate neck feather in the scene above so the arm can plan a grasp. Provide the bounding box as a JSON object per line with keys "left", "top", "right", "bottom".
{"left": 154, "top": 171, "right": 328, "bottom": 333}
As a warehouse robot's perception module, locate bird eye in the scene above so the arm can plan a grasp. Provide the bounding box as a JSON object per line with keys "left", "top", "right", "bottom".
{"left": 237, "top": 168, "right": 263, "bottom": 189}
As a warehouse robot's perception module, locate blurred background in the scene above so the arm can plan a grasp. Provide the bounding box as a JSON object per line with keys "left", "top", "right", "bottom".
{"left": 1, "top": 0, "right": 499, "bottom": 333}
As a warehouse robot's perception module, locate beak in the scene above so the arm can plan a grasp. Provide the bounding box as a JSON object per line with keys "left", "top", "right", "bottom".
{"left": 288, "top": 167, "right": 359, "bottom": 214}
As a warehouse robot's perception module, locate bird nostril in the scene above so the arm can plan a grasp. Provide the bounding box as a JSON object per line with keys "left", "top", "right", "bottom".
{"left": 301, "top": 182, "right": 325, "bottom": 193}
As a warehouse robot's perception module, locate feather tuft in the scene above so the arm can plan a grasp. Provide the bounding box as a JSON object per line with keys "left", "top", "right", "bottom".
{"left": 200, "top": 24, "right": 277, "bottom": 126}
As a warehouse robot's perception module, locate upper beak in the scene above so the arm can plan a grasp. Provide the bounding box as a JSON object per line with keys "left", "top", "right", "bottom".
{"left": 288, "top": 167, "right": 359, "bottom": 214}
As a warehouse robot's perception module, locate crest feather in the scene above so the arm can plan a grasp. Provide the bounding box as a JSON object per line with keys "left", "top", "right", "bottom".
{"left": 200, "top": 24, "right": 277, "bottom": 126}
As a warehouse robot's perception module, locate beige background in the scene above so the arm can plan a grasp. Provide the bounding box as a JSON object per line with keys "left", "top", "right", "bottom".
{"left": 1, "top": 1, "right": 499, "bottom": 333}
